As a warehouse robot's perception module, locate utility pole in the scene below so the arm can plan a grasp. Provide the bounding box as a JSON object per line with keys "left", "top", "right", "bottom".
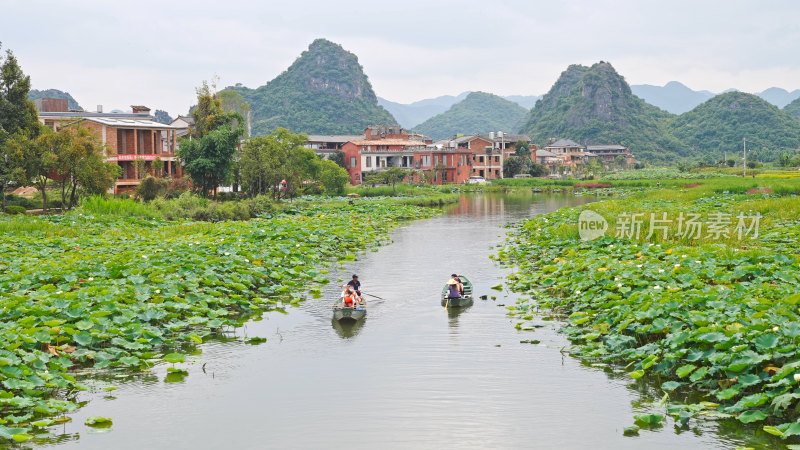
{"left": 743, "top": 137, "right": 747, "bottom": 177}
{"left": 498, "top": 131, "right": 505, "bottom": 179}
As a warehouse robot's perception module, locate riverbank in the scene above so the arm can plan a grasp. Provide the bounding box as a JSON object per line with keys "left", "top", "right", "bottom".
{"left": 498, "top": 176, "right": 800, "bottom": 443}
{"left": 0, "top": 200, "right": 437, "bottom": 443}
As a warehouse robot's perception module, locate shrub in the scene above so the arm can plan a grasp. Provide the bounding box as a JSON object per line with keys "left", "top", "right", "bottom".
{"left": 244, "top": 195, "right": 276, "bottom": 217}
{"left": 4, "top": 205, "right": 26, "bottom": 215}
{"left": 137, "top": 175, "right": 169, "bottom": 202}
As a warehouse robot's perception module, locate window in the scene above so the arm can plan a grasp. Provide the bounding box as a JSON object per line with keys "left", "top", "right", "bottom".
{"left": 421, "top": 155, "right": 431, "bottom": 166}
{"left": 365, "top": 156, "right": 371, "bottom": 168}
{"left": 350, "top": 157, "right": 357, "bottom": 168}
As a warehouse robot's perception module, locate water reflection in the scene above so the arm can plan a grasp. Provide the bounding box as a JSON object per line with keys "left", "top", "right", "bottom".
{"left": 44, "top": 193, "right": 768, "bottom": 450}
{"left": 331, "top": 317, "right": 367, "bottom": 339}
{"left": 445, "top": 303, "right": 471, "bottom": 327}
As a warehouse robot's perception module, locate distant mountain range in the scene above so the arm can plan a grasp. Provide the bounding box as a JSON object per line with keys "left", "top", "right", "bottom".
{"left": 379, "top": 93, "right": 540, "bottom": 128}
{"left": 412, "top": 92, "right": 529, "bottom": 140}
{"left": 631, "top": 82, "right": 800, "bottom": 114}
{"left": 517, "top": 61, "right": 800, "bottom": 163}
{"left": 381, "top": 83, "right": 800, "bottom": 127}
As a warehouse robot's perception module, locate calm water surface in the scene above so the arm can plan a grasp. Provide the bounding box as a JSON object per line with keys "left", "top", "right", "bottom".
{"left": 45, "top": 194, "right": 762, "bottom": 449}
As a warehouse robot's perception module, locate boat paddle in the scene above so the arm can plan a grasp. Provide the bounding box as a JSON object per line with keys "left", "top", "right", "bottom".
{"left": 361, "top": 292, "right": 386, "bottom": 301}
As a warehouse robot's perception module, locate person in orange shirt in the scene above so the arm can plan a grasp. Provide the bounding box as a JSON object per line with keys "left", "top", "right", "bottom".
{"left": 342, "top": 288, "right": 360, "bottom": 308}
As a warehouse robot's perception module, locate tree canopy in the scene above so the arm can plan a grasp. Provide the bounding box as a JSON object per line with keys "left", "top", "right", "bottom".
{"left": 1, "top": 43, "right": 41, "bottom": 210}
{"left": 179, "top": 81, "right": 245, "bottom": 197}
{"left": 239, "top": 128, "right": 349, "bottom": 198}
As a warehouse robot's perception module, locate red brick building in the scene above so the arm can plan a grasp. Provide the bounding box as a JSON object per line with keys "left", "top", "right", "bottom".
{"left": 336, "top": 126, "right": 472, "bottom": 185}
{"left": 438, "top": 133, "right": 532, "bottom": 179}
{"left": 37, "top": 101, "right": 182, "bottom": 193}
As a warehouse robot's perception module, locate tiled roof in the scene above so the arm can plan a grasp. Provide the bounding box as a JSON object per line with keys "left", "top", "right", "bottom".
{"left": 85, "top": 117, "right": 181, "bottom": 129}
{"left": 547, "top": 139, "right": 581, "bottom": 148}
{"left": 478, "top": 133, "right": 531, "bottom": 143}
{"left": 350, "top": 139, "right": 428, "bottom": 146}
{"left": 586, "top": 145, "right": 627, "bottom": 151}
{"left": 307, "top": 134, "right": 365, "bottom": 143}
{"left": 534, "top": 149, "right": 559, "bottom": 157}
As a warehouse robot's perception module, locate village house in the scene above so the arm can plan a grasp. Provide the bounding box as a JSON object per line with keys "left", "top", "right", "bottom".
{"left": 531, "top": 148, "right": 563, "bottom": 174}
{"left": 439, "top": 133, "right": 532, "bottom": 180}
{"left": 306, "top": 125, "right": 473, "bottom": 185}
{"left": 37, "top": 100, "right": 183, "bottom": 194}
{"left": 303, "top": 133, "right": 365, "bottom": 159}
{"left": 586, "top": 144, "right": 635, "bottom": 166}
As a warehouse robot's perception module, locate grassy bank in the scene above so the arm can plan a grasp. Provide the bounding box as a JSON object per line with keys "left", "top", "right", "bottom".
{"left": 498, "top": 176, "right": 800, "bottom": 442}
{"left": 0, "top": 200, "right": 437, "bottom": 443}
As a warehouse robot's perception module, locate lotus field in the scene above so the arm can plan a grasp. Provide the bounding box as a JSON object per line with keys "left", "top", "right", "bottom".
{"left": 499, "top": 178, "right": 800, "bottom": 441}
{"left": 0, "top": 201, "right": 436, "bottom": 443}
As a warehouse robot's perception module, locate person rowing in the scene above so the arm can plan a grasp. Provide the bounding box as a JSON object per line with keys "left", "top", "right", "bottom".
{"left": 446, "top": 274, "right": 462, "bottom": 299}
{"left": 346, "top": 274, "right": 362, "bottom": 297}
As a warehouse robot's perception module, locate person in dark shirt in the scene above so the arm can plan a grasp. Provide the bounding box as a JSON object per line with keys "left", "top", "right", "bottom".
{"left": 346, "top": 274, "right": 361, "bottom": 297}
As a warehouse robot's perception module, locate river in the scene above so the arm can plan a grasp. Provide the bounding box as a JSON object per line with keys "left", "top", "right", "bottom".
{"left": 44, "top": 193, "right": 762, "bottom": 449}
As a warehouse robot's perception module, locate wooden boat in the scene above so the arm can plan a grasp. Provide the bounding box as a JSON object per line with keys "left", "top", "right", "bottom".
{"left": 441, "top": 275, "right": 474, "bottom": 307}
{"left": 332, "top": 299, "right": 366, "bottom": 322}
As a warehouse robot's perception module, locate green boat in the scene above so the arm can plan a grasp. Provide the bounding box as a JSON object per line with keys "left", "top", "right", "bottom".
{"left": 332, "top": 300, "right": 367, "bottom": 322}
{"left": 441, "top": 275, "right": 474, "bottom": 307}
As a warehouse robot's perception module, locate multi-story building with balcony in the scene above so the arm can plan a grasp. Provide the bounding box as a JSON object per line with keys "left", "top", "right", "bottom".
{"left": 37, "top": 101, "right": 182, "bottom": 194}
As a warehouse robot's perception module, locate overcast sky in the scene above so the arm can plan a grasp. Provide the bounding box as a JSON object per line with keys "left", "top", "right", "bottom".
{"left": 2, "top": 0, "right": 799, "bottom": 116}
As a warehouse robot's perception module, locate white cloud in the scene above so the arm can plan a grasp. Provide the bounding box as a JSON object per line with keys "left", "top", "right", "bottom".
{"left": 2, "top": 0, "right": 799, "bottom": 112}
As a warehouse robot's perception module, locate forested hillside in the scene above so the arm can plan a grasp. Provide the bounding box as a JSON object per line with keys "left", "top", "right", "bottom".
{"left": 518, "top": 62, "right": 688, "bottom": 163}
{"left": 669, "top": 92, "right": 800, "bottom": 162}
{"left": 414, "top": 92, "right": 528, "bottom": 140}
{"left": 227, "top": 39, "right": 396, "bottom": 136}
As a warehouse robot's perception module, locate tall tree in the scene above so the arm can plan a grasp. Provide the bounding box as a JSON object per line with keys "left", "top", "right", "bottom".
{"left": 179, "top": 80, "right": 244, "bottom": 197}
{"left": 239, "top": 128, "right": 312, "bottom": 199}
{"left": 52, "top": 124, "right": 119, "bottom": 209}
{"left": 190, "top": 79, "right": 240, "bottom": 139}
{"left": 514, "top": 140, "right": 531, "bottom": 157}
{"left": 0, "top": 43, "right": 40, "bottom": 210}
{"left": 317, "top": 159, "right": 349, "bottom": 195}
{"left": 7, "top": 126, "right": 57, "bottom": 211}
{"left": 178, "top": 126, "right": 242, "bottom": 197}
{"left": 329, "top": 150, "right": 346, "bottom": 169}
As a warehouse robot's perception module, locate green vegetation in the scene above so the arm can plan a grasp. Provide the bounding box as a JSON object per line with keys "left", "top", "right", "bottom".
{"left": 498, "top": 176, "right": 800, "bottom": 441}
{"left": 178, "top": 81, "right": 244, "bottom": 197}
{"left": 414, "top": 92, "right": 528, "bottom": 140}
{"left": 0, "top": 43, "right": 40, "bottom": 211}
{"left": 240, "top": 128, "right": 349, "bottom": 198}
{"left": 518, "top": 62, "right": 688, "bottom": 164}
{"left": 227, "top": 39, "right": 396, "bottom": 136}
{"left": 669, "top": 92, "right": 800, "bottom": 163}
{"left": 27, "top": 89, "right": 82, "bottom": 111}
{"left": 785, "top": 97, "right": 800, "bottom": 121}
{"left": 518, "top": 62, "right": 800, "bottom": 166}
{"left": 0, "top": 200, "right": 437, "bottom": 443}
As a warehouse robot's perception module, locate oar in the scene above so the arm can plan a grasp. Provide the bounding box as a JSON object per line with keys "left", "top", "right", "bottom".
{"left": 361, "top": 292, "right": 386, "bottom": 301}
